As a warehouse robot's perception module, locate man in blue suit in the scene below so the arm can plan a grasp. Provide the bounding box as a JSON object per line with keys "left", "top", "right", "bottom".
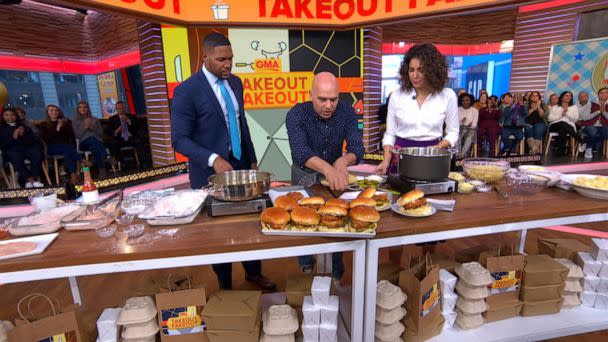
{"left": 171, "top": 33, "right": 276, "bottom": 291}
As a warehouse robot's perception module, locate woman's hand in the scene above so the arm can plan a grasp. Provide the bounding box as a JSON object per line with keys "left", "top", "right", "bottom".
{"left": 374, "top": 160, "right": 390, "bottom": 175}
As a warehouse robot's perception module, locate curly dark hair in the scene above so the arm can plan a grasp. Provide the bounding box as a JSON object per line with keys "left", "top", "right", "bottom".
{"left": 458, "top": 93, "right": 475, "bottom": 107}
{"left": 558, "top": 91, "right": 574, "bottom": 107}
{"left": 399, "top": 43, "right": 447, "bottom": 94}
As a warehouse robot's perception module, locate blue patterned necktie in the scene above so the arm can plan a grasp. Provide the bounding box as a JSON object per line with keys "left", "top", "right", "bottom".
{"left": 217, "top": 79, "right": 241, "bottom": 160}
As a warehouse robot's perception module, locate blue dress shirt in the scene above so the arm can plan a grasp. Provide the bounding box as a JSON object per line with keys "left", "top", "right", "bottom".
{"left": 286, "top": 101, "right": 364, "bottom": 168}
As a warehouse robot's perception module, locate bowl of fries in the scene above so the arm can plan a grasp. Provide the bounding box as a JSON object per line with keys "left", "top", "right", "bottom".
{"left": 462, "top": 158, "right": 510, "bottom": 183}
{"left": 560, "top": 174, "right": 608, "bottom": 200}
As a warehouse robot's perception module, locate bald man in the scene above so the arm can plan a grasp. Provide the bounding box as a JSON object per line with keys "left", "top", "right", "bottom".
{"left": 286, "top": 72, "right": 364, "bottom": 191}
{"left": 286, "top": 72, "right": 364, "bottom": 284}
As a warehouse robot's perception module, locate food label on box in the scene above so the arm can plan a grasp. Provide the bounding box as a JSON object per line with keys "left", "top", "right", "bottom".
{"left": 421, "top": 282, "right": 440, "bottom": 317}
{"left": 488, "top": 271, "right": 521, "bottom": 295}
{"left": 162, "top": 305, "right": 205, "bottom": 335}
{"left": 38, "top": 331, "right": 77, "bottom": 342}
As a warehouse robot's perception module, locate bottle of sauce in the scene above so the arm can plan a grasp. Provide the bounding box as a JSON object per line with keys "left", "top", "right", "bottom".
{"left": 81, "top": 166, "right": 99, "bottom": 204}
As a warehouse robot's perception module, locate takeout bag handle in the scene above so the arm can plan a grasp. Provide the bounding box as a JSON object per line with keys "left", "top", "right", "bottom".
{"left": 167, "top": 274, "right": 193, "bottom": 292}
{"left": 17, "top": 293, "right": 57, "bottom": 323}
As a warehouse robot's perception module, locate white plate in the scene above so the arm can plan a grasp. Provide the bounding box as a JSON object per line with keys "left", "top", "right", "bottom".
{"left": 261, "top": 228, "right": 374, "bottom": 239}
{"left": 0, "top": 233, "right": 58, "bottom": 261}
{"left": 268, "top": 188, "right": 310, "bottom": 205}
{"left": 390, "top": 202, "right": 437, "bottom": 217}
{"left": 560, "top": 174, "right": 608, "bottom": 200}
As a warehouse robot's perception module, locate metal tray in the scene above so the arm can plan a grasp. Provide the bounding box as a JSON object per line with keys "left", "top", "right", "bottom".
{"left": 261, "top": 228, "right": 375, "bottom": 239}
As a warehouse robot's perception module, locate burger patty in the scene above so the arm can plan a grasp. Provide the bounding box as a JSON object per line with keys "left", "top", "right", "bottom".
{"left": 373, "top": 194, "right": 389, "bottom": 206}
{"left": 267, "top": 222, "right": 289, "bottom": 230}
{"left": 320, "top": 215, "right": 346, "bottom": 227}
{"left": 402, "top": 198, "right": 427, "bottom": 209}
{"left": 303, "top": 204, "right": 322, "bottom": 211}
{"left": 350, "top": 218, "right": 374, "bottom": 231}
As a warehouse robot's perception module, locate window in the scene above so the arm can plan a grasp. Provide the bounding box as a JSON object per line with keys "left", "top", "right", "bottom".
{"left": 54, "top": 73, "right": 87, "bottom": 118}
{"left": 0, "top": 70, "right": 45, "bottom": 120}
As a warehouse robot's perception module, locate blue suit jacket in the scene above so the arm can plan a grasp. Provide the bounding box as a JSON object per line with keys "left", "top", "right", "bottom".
{"left": 171, "top": 71, "right": 257, "bottom": 188}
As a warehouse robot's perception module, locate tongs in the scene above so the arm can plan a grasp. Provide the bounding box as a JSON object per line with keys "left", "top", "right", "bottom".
{"left": 84, "top": 190, "right": 123, "bottom": 215}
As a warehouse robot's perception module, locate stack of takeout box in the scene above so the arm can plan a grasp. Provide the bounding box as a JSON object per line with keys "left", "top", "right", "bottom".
{"left": 202, "top": 290, "right": 261, "bottom": 342}
{"left": 454, "top": 262, "right": 492, "bottom": 330}
{"left": 116, "top": 296, "right": 160, "bottom": 342}
{"left": 375, "top": 280, "right": 406, "bottom": 342}
{"left": 301, "top": 276, "right": 339, "bottom": 342}
{"left": 576, "top": 238, "right": 608, "bottom": 309}
{"left": 438, "top": 269, "right": 457, "bottom": 330}
{"left": 260, "top": 304, "right": 299, "bottom": 341}
{"left": 520, "top": 255, "right": 568, "bottom": 316}
{"left": 555, "top": 258, "right": 584, "bottom": 308}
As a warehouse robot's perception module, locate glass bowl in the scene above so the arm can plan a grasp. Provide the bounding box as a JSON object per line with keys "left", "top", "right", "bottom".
{"left": 123, "top": 224, "right": 144, "bottom": 238}
{"left": 462, "top": 158, "right": 510, "bottom": 183}
{"left": 96, "top": 224, "right": 116, "bottom": 238}
{"left": 504, "top": 171, "right": 549, "bottom": 195}
{"left": 115, "top": 213, "right": 134, "bottom": 226}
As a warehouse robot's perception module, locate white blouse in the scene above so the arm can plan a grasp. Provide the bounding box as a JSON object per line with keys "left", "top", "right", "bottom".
{"left": 383, "top": 88, "right": 459, "bottom": 147}
{"left": 548, "top": 105, "right": 579, "bottom": 130}
{"left": 459, "top": 107, "right": 479, "bottom": 128}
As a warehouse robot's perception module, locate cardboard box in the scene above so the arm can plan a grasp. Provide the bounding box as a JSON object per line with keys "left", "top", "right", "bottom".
{"left": 538, "top": 239, "right": 590, "bottom": 260}
{"left": 520, "top": 284, "right": 566, "bottom": 301}
{"left": 202, "top": 290, "right": 261, "bottom": 331}
{"left": 522, "top": 255, "right": 568, "bottom": 286}
{"left": 206, "top": 317, "right": 260, "bottom": 342}
{"left": 521, "top": 298, "right": 564, "bottom": 317}
{"left": 484, "top": 296, "right": 522, "bottom": 323}
{"left": 378, "top": 262, "right": 404, "bottom": 285}
{"left": 403, "top": 315, "right": 444, "bottom": 342}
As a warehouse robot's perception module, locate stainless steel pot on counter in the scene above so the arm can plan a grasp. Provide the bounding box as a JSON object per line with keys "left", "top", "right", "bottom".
{"left": 207, "top": 170, "right": 274, "bottom": 201}
{"left": 396, "top": 147, "right": 452, "bottom": 181}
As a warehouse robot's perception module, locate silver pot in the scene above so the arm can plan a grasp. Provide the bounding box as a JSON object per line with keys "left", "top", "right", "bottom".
{"left": 396, "top": 147, "right": 452, "bottom": 181}
{"left": 207, "top": 170, "right": 274, "bottom": 201}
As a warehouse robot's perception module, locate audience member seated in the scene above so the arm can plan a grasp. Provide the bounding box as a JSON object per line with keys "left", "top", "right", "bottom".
{"left": 15, "top": 107, "right": 39, "bottom": 138}
{"left": 73, "top": 100, "right": 109, "bottom": 178}
{"left": 474, "top": 92, "right": 488, "bottom": 111}
{"left": 524, "top": 91, "right": 548, "bottom": 154}
{"left": 547, "top": 93, "right": 559, "bottom": 110}
{"left": 499, "top": 92, "right": 527, "bottom": 156}
{"left": 476, "top": 95, "right": 501, "bottom": 156}
{"left": 0, "top": 107, "right": 43, "bottom": 188}
{"left": 106, "top": 101, "right": 141, "bottom": 168}
{"left": 37, "top": 104, "right": 84, "bottom": 184}
{"left": 457, "top": 93, "right": 478, "bottom": 158}
{"left": 578, "top": 87, "right": 608, "bottom": 159}
{"left": 548, "top": 91, "right": 580, "bottom": 156}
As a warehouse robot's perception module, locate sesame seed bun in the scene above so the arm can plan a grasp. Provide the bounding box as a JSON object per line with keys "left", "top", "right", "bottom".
{"left": 260, "top": 207, "right": 290, "bottom": 230}
{"left": 326, "top": 198, "right": 349, "bottom": 209}
{"left": 357, "top": 187, "right": 376, "bottom": 199}
{"left": 274, "top": 195, "right": 298, "bottom": 211}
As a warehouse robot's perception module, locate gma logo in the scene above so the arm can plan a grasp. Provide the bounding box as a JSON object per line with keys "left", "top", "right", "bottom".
{"left": 253, "top": 59, "right": 282, "bottom": 73}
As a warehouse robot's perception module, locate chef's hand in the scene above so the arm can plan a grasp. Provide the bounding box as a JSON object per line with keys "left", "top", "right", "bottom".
{"left": 213, "top": 157, "right": 233, "bottom": 174}
{"left": 374, "top": 160, "right": 389, "bottom": 175}
{"left": 324, "top": 167, "right": 348, "bottom": 191}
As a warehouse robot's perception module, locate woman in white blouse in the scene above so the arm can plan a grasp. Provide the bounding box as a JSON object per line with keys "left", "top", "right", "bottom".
{"left": 548, "top": 91, "right": 580, "bottom": 156}
{"left": 375, "top": 43, "right": 459, "bottom": 174}
{"left": 456, "top": 93, "right": 479, "bottom": 158}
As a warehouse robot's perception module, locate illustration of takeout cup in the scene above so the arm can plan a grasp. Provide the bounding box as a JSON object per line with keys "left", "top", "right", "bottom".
{"left": 211, "top": 0, "right": 230, "bottom": 20}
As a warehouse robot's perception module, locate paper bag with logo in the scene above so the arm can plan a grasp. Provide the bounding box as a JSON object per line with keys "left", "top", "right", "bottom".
{"left": 399, "top": 254, "right": 441, "bottom": 334}
{"left": 479, "top": 245, "right": 525, "bottom": 301}
{"left": 155, "top": 275, "right": 210, "bottom": 342}
{"left": 8, "top": 293, "right": 84, "bottom": 342}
